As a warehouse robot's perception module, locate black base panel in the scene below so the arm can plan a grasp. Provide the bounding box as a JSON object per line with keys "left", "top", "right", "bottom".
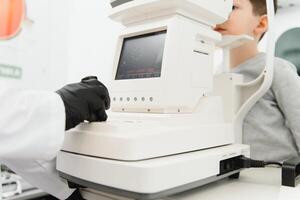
{"left": 282, "top": 156, "right": 300, "bottom": 187}
{"left": 59, "top": 169, "right": 241, "bottom": 200}
{"left": 111, "top": 0, "right": 133, "bottom": 8}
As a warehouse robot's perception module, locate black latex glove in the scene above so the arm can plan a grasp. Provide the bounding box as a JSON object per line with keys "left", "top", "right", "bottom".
{"left": 56, "top": 76, "right": 110, "bottom": 130}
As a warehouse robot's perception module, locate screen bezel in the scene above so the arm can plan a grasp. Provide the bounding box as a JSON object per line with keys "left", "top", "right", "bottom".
{"left": 115, "top": 30, "right": 167, "bottom": 81}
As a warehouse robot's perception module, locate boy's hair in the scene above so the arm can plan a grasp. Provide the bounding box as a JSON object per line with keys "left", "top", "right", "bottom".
{"left": 249, "top": 0, "right": 278, "bottom": 41}
{"left": 249, "top": 0, "right": 278, "bottom": 16}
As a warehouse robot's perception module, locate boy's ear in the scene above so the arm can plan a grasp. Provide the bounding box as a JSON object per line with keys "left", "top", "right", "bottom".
{"left": 254, "top": 14, "right": 268, "bottom": 38}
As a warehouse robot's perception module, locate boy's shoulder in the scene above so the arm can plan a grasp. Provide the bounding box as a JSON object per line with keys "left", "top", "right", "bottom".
{"left": 274, "top": 56, "right": 297, "bottom": 73}
{"left": 231, "top": 53, "right": 298, "bottom": 83}
{"left": 272, "top": 56, "right": 299, "bottom": 90}
{"left": 273, "top": 56, "right": 298, "bottom": 80}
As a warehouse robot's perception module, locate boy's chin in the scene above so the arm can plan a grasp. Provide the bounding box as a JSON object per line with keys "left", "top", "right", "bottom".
{"left": 214, "top": 29, "right": 229, "bottom": 35}
{"left": 216, "top": 32, "right": 245, "bottom": 37}
{"left": 217, "top": 32, "right": 229, "bottom": 35}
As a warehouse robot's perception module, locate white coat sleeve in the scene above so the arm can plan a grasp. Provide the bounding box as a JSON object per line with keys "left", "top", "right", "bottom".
{"left": 0, "top": 88, "right": 74, "bottom": 199}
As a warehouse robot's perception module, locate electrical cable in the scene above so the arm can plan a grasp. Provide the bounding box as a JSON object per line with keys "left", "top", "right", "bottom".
{"left": 264, "top": 161, "right": 283, "bottom": 168}
{"left": 237, "top": 156, "right": 282, "bottom": 169}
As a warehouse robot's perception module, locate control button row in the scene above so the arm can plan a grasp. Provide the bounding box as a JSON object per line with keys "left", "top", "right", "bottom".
{"left": 113, "top": 97, "right": 154, "bottom": 102}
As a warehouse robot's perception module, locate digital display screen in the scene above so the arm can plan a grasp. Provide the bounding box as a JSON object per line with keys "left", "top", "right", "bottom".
{"left": 115, "top": 31, "right": 166, "bottom": 80}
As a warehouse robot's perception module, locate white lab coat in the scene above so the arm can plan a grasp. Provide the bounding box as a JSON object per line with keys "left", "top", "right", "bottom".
{"left": 0, "top": 88, "right": 74, "bottom": 199}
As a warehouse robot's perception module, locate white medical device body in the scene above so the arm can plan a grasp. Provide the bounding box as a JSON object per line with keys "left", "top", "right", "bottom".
{"left": 57, "top": 0, "right": 275, "bottom": 199}
{"left": 109, "top": 0, "right": 231, "bottom": 114}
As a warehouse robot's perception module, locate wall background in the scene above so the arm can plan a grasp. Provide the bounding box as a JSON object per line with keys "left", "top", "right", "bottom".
{"left": 66, "top": 0, "right": 122, "bottom": 86}
{"left": 1, "top": 1, "right": 300, "bottom": 91}
{"left": 0, "top": 0, "right": 69, "bottom": 90}
{"left": 0, "top": 0, "right": 121, "bottom": 91}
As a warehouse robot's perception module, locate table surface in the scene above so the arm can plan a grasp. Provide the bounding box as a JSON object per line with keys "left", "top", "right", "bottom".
{"left": 82, "top": 168, "right": 300, "bottom": 200}
{"left": 166, "top": 168, "right": 300, "bottom": 200}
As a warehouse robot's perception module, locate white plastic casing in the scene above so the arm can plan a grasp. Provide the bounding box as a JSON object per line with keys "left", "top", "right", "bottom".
{"left": 57, "top": 144, "right": 249, "bottom": 194}
{"left": 109, "top": 0, "right": 233, "bottom": 27}
{"left": 110, "top": 15, "right": 221, "bottom": 113}
{"left": 109, "top": 0, "right": 234, "bottom": 114}
{"left": 62, "top": 101, "right": 234, "bottom": 161}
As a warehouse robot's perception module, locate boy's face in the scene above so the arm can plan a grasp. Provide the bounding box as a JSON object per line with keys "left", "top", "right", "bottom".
{"left": 214, "top": 0, "right": 264, "bottom": 39}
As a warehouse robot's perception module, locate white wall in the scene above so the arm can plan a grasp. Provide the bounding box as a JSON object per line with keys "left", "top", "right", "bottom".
{"left": 0, "top": 0, "right": 121, "bottom": 91}
{"left": 2, "top": 1, "right": 299, "bottom": 91}
{"left": 0, "top": 0, "right": 69, "bottom": 91}
{"left": 259, "top": 4, "right": 300, "bottom": 52}
{"left": 66, "top": 0, "right": 122, "bottom": 86}
{"left": 0, "top": 0, "right": 122, "bottom": 91}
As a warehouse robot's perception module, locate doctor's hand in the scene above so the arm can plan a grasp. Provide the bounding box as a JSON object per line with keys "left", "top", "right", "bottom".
{"left": 56, "top": 76, "right": 110, "bottom": 130}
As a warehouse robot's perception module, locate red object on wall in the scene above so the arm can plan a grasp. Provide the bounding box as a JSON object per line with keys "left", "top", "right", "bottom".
{"left": 0, "top": 0, "right": 25, "bottom": 40}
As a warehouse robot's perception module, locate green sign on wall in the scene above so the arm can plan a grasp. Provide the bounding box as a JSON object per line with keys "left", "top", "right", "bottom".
{"left": 0, "top": 63, "right": 22, "bottom": 79}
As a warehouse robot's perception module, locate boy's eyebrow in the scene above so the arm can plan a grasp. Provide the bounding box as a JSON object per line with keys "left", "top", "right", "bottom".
{"left": 234, "top": 0, "right": 243, "bottom": 5}
{"left": 232, "top": 0, "right": 239, "bottom": 6}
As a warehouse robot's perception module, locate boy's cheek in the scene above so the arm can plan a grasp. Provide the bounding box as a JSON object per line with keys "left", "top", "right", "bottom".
{"left": 229, "top": 21, "right": 250, "bottom": 34}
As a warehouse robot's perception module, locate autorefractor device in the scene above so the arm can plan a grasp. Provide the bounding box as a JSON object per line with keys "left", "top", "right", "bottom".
{"left": 56, "top": 0, "right": 276, "bottom": 199}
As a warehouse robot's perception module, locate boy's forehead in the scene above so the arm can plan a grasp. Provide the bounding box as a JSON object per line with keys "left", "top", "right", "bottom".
{"left": 234, "top": 0, "right": 250, "bottom": 5}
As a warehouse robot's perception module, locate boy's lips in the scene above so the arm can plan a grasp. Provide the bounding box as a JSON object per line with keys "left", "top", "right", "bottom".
{"left": 214, "top": 27, "right": 227, "bottom": 33}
